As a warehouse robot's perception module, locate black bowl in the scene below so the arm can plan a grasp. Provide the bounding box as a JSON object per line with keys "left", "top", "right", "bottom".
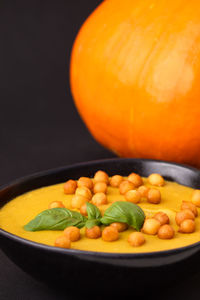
{"left": 0, "top": 158, "right": 200, "bottom": 293}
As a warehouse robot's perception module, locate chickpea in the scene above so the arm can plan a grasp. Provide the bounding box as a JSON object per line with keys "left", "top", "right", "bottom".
{"left": 175, "top": 209, "right": 195, "bottom": 226}
{"left": 125, "top": 190, "right": 141, "bottom": 204}
{"left": 92, "top": 193, "right": 107, "bottom": 206}
{"left": 71, "top": 195, "right": 88, "bottom": 209}
{"left": 128, "top": 173, "right": 143, "bottom": 187}
{"left": 148, "top": 173, "right": 165, "bottom": 187}
{"left": 119, "top": 180, "right": 135, "bottom": 195}
{"left": 147, "top": 188, "right": 161, "bottom": 204}
{"left": 128, "top": 232, "right": 145, "bottom": 247}
{"left": 110, "top": 222, "right": 128, "bottom": 232}
{"left": 137, "top": 185, "right": 150, "bottom": 198}
{"left": 77, "top": 177, "right": 93, "bottom": 190}
{"left": 181, "top": 201, "right": 198, "bottom": 217}
{"left": 158, "top": 225, "right": 174, "bottom": 239}
{"left": 102, "top": 226, "right": 119, "bottom": 242}
{"left": 75, "top": 186, "right": 92, "bottom": 201}
{"left": 94, "top": 170, "right": 109, "bottom": 184}
{"left": 191, "top": 190, "right": 200, "bottom": 207}
{"left": 54, "top": 235, "right": 71, "bottom": 249}
{"left": 153, "top": 212, "right": 169, "bottom": 225}
{"left": 85, "top": 226, "right": 101, "bottom": 239}
{"left": 142, "top": 218, "right": 161, "bottom": 235}
{"left": 64, "top": 226, "right": 80, "bottom": 242}
{"left": 48, "top": 201, "right": 65, "bottom": 209}
{"left": 110, "top": 175, "right": 124, "bottom": 187}
{"left": 93, "top": 182, "right": 107, "bottom": 194}
{"left": 63, "top": 180, "right": 77, "bottom": 194}
{"left": 179, "top": 219, "right": 195, "bottom": 233}
{"left": 80, "top": 203, "right": 87, "bottom": 216}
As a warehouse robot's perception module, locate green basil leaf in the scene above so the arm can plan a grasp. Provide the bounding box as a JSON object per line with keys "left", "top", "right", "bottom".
{"left": 86, "top": 202, "right": 102, "bottom": 220}
{"left": 24, "top": 208, "right": 87, "bottom": 231}
{"left": 85, "top": 218, "right": 101, "bottom": 229}
{"left": 100, "top": 201, "right": 145, "bottom": 231}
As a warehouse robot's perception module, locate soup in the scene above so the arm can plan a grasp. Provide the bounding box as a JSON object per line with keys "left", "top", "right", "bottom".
{"left": 0, "top": 175, "right": 199, "bottom": 253}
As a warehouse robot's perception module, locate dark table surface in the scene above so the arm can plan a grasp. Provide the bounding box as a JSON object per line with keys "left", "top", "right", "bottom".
{"left": 0, "top": 1, "right": 199, "bottom": 299}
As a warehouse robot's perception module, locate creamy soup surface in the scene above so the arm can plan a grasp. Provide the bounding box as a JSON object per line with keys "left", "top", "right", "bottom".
{"left": 0, "top": 178, "right": 199, "bottom": 253}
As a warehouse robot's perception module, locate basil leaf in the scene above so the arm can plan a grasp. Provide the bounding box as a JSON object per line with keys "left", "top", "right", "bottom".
{"left": 85, "top": 219, "right": 101, "bottom": 229}
{"left": 85, "top": 203, "right": 102, "bottom": 228}
{"left": 24, "top": 208, "right": 87, "bottom": 231}
{"left": 100, "top": 201, "right": 145, "bottom": 231}
{"left": 86, "top": 202, "right": 102, "bottom": 220}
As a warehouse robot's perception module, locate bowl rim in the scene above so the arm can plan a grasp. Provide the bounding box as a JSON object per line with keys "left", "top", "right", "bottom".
{"left": 0, "top": 158, "right": 200, "bottom": 258}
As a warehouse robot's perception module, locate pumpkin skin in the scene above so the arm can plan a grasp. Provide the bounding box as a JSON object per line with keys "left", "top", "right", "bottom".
{"left": 70, "top": 0, "right": 200, "bottom": 168}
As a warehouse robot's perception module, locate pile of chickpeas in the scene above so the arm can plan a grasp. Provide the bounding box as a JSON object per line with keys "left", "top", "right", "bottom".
{"left": 48, "top": 170, "right": 200, "bottom": 249}
{"left": 175, "top": 201, "right": 198, "bottom": 233}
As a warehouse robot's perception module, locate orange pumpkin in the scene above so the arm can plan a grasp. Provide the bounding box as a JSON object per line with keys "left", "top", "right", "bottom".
{"left": 70, "top": 0, "right": 200, "bottom": 168}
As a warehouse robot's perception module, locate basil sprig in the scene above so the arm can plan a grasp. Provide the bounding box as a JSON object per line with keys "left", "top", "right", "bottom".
{"left": 24, "top": 207, "right": 87, "bottom": 231}
{"left": 24, "top": 201, "right": 145, "bottom": 232}
{"left": 85, "top": 202, "right": 102, "bottom": 229}
{"left": 100, "top": 201, "right": 145, "bottom": 231}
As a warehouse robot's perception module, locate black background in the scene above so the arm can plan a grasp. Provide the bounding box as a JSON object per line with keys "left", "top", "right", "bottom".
{"left": 0, "top": 1, "right": 199, "bottom": 299}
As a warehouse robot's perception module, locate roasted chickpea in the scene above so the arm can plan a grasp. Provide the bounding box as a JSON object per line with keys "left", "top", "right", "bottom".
{"left": 128, "top": 232, "right": 145, "bottom": 247}
{"left": 179, "top": 219, "right": 195, "bottom": 233}
{"left": 147, "top": 188, "right": 161, "bottom": 204}
{"left": 94, "top": 170, "right": 109, "bottom": 184}
{"left": 153, "top": 212, "right": 169, "bottom": 225}
{"left": 137, "top": 185, "right": 150, "bottom": 198}
{"left": 63, "top": 180, "right": 77, "bottom": 194}
{"left": 80, "top": 203, "right": 87, "bottom": 216}
{"left": 110, "top": 222, "right": 128, "bottom": 232}
{"left": 119, "top": 180, "right": 135, "bottom": 195}
{"left": 128, "top": 173, "right": 143, "bottom": 187}
{"left": 142, "top": 218, "right": 161, "bottom": 235}
{"left": 191, "top": 190, "right": 200, "bottom": 207}
{"left": 181, "top": 201, "right": 198, "bottom": 217}
{"left": 77, "top": 177, "right": 93, "bottom": 190}
{"left": 148, "top": 173, "right": 165, "bottom": 187}
{"left": 93, "top": 182, "right": 107, "bottom": 194}
{"left": 64, "top": 226, "right": 80, "bottom": 242}
{"left": 158, "top": 225, "right": 174, "bottom": 239}
{"left": 110, "top": 175, "right": 124, "bottom": 187}
{"left": 85, "top": 226, "right": 101, "bottom": 239}
{"left": 54, "top": 235, "right": 71, "bottom": 249}
{"left": 92, "top": 193, "right": 107, "bottom": 206}
{"left": 102, "top": 226, "right": 119, "bottom": 242}
{"left": 48, "top": 201, "right": 65, "bottom": 209}
{"left": 125, "top": 190, "right": 141, "bottom": 204}
{"left": 175, "top": 209, "right": 195, "bottom": 226}
{"left": 71, "top": 195, "right": 88, "bottom": 209}
{"left": 75, "top": 186, "right": 92, "bottom": 200}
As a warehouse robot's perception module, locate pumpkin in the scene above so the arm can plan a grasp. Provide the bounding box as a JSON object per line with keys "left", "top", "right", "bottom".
{"left": 70, "top": 0, "right": 200, "bottom": 168}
